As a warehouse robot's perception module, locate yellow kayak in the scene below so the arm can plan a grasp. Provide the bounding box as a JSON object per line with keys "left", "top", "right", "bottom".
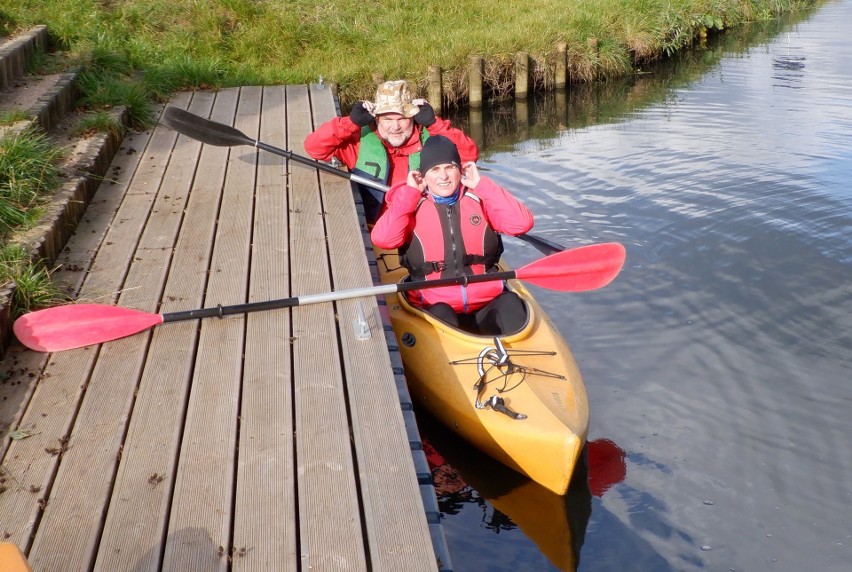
{"left": 375, "top": 248, "right": 589, "bottom": 495}
{"left": 0, "top": 543, "right": 32, "bottom": 572}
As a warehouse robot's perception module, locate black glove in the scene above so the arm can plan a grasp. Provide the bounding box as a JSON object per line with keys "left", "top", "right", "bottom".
{"left": 413, "top": 102, "right": 436, "bottom": 127}
{"left": 349, "top": 102, "right": 373, "bottom": 127}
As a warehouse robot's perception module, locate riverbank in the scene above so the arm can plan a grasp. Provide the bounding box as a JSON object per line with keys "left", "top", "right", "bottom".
{"left": 0, "top": 0, "right": 820, "bottom": 108}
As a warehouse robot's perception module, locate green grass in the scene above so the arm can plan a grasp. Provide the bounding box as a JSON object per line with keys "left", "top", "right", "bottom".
{"left": 0, "top": 0, "right": 820, "bottom": 107}
{"left": 0, "top": 128, "right": 61, "bottom": 237}
{"left": 0, "top": 128, "right": 63, "bottom": 318}
{"left": 72, "top": 110, "right": 127, "bottom": 139}
{"left": 0, "top": 110, "right": 30, "bottom": 126}
{"left": 0, "top": 245, "right": 63, "bottom": 317}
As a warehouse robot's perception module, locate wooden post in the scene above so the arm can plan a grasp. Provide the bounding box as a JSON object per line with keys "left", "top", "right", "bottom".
{"left": 555, "top": 88, "right": 567, "bottom": 130}
{"left": 468, "top": 106, "right": 484, "bottom": 148}
{"left": 515, "top": 52, "right": 529, "bottom": 100}
{"left": 515, "top": 98, "right": 529, "bottom": 139}
{"left": 555, "top": 42, "right": 568, "bottom": 89}
{"left": 428, "top": 65, "right": 443, "bottom": 115}
{"left": 468, "top": 56, "right": 483, "bottom": 108}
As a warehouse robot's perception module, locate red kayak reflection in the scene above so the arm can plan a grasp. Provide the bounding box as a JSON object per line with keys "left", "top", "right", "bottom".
{"left": 586, "top": 438, "right": 628, "bottom": 497}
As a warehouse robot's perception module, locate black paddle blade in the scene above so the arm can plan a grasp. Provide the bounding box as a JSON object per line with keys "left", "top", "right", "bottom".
{"left": 161, "top": 106, "right": 254, "bottom": 147}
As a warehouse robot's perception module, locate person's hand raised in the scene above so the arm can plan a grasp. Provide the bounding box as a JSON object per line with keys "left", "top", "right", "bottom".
{"left": 393, "top": 173, "right": 424, "bottom": 213}
{"left": 461, "top": 161, "right": 480, "bottom": 189}
{"left": 411, "top": 99, "right": 436, "bottom": 127}
{"left": 407, "top": 169, "right": 427, "bottom": 191}
{"left": 349, "top": 101, "right": 374, "bottom": 127}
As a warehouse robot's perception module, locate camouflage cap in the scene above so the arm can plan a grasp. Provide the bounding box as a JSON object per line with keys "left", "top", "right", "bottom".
{"left": 372, "top": 80, "right": 420, "bottom": 118}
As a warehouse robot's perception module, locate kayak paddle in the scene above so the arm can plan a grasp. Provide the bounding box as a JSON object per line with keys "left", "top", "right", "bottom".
{"left": 161, "top": 106, "right": 565, "bottom": 255}
{"left": 14, "top": 243, "right": 625, "bottom": 353}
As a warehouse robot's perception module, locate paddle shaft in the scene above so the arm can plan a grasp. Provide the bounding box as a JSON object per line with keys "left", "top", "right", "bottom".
{"left": 162, "top": 270, "right": 518, "bottom": 324}
{"left": 163, "top": 106, "right": 564, "bottom": 255}
{"left": 254, "top": 140, "right": 387, "bottom": 193}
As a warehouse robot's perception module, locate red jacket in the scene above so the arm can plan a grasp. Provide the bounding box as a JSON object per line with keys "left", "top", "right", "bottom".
{"left": 303, "top": 116, "right": 479, "bottom": 188}
{"left": 371, "top": 177, "right": 534, "bottom": 312}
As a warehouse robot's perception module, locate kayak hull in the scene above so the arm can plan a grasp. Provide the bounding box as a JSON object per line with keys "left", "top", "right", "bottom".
{"left": 376, "top": 249, "right": 589, "bottom": 495}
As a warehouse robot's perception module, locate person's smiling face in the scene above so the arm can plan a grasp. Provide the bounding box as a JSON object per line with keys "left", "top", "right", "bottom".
{"left": 375, "top": 113, "right": 414, "bottom": 148}
{"left": 423, "top": 163, "right": 461, "bottom": 197}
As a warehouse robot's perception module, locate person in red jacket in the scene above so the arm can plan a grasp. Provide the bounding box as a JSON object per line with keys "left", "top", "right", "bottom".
{"left": 371, "top": 136, "right": 533, "bottom": 335}
{"left": 304, "top": 80, "right": 478, "bottom": 223}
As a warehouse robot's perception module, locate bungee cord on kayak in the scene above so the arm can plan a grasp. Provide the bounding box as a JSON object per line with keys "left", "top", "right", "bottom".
{"left": 445, "top": 337, "right": 566, "bottom": 420}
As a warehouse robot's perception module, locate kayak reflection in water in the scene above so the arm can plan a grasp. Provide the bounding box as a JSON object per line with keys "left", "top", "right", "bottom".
{"left": 425, "top": 437, "right": 628, "bottom": 498}
{"left": 424, "top": 433, "right": 627, "bottom": 571}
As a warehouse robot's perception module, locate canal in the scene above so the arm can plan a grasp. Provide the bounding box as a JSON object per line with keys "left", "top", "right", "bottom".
{"left": 430, "top": 1, "right": 852, "bottom": 570}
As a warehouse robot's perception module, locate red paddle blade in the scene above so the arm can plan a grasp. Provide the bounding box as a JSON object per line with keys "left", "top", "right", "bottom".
{"left": 13, "top": 304, "right": 164, "bottom": 352}
{"left": 516, "top": 242, "right": 626, "bottom": 291}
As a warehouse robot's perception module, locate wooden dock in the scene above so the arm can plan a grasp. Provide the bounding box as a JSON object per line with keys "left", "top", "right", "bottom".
{"left": 0, "top": 85, "right": 445, "bottom": 571}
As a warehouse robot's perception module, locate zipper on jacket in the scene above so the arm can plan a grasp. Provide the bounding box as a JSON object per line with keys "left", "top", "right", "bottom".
{"left": 444, "top": 202, "right": 469, "bottom": 312}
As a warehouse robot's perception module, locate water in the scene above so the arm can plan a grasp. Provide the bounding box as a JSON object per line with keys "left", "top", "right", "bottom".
{"left": 430, "top": 2, "right": 852, "bottom": 570}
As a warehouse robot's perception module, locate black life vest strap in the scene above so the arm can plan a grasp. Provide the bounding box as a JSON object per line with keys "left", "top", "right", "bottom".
{"left": 407, "top": 253, "right": 500, "bottom": 280}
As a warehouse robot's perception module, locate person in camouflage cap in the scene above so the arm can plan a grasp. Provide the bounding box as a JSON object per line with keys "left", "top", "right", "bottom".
{"left": 305, "top": 79, "right": 478, "bottom": 223}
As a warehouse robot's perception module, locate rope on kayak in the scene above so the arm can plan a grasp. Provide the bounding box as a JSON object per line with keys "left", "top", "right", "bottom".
{"left": 452, "top": 337, "right": 565, "bottom": 419}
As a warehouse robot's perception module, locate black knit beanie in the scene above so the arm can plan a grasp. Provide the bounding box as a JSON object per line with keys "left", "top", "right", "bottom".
{"left": 418, "top": 135, "right": 461, "bottom": 173}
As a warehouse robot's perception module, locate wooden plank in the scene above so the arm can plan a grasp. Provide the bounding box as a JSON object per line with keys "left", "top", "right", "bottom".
{"left": 232, "top": 85, "right": 297, "bottom": 570}
{"left": 24, "top": 91, "right": 212, "bottom": 572}
{"left": 0, "top": 348, "right": 47, "bottom": 457}
{"left": 162, "top": 86, "right": 257, "bottom": 572}
{"left": 0, "top": 348, "right": 96, "bottom": 551}
{"left": 0, "top": 101, "right": 183, "bottom": 554}
{"left": 309, "top": 84, "right": 436, "bottom": 570}
{"left": 55, "top": 125, "right": 156, "bottom": 296}
{"left": 287, "top": 84, "right": 367, "bottom": 570}
{"left": 93, "top": 89, "right": 223, "bottom": 572}
{"left": 26, "top": 250, "right": 166, "bottom": 571}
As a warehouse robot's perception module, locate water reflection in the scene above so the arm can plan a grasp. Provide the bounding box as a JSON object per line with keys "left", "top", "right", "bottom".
{"left": 422, "top": 411, "right": 634, "bottom": 571}
{"left": 420, "top": 413, "right": 592, "bottom": 571}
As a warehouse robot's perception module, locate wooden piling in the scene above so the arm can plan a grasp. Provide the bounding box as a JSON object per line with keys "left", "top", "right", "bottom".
{"left": 515, "top": 98, "right": 529, "bottom": 138}
{"left": 468, "top": 106, "right": 484, "bottom": 148}
{"left": 555, "top": 89, "right": 567, "bottom": 130}
{"left": 468, "top": 56, "right": 483, "bottom": 108}
{"left": 555, "top": 42, "right": 568, "bottom": 89}
{"left": 428, "top": 65, "right": 442, "bottom": 114}
{"left": 515, "top": 52, "right": 529, "bottom": 100}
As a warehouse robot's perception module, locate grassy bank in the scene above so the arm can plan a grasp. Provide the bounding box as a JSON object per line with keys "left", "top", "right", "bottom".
{"left": 1, "top": 0, "right": 818, "bottom": 108}
{"left": 0, "top": 129, "right": 64, "bottom": 315}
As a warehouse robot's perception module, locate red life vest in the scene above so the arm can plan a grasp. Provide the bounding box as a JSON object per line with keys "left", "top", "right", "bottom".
{"left": 401, "top": 192, "right": 504, "bottom": 313}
